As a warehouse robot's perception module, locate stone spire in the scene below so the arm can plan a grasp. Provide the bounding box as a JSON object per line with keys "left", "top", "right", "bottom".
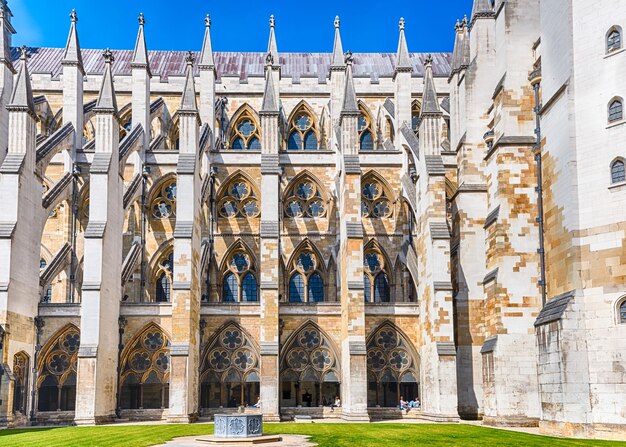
{"left": 62, "top": 9, "right": 84, "bottom": 72}
{"left": 95, "top": 49, "right": 117, "bottom": 113}
{"left": 341, "top": 51, "right": 358, "bottom": 114}
{"left": 266, "top": 15, "right": 279, "bottom": 67}
{"left": 10, "top": 46, "right": 34, "bottom": 114}
{"left": 261, "top": 57, "right": 279, "bottom": 113}
{"left": 450, "top": 17, "right": 470, "bottom": 77}
{"left": 395, "top": 17, "right": 412, "bottom": 72}
{"left": 471, "top": 0, "right": 496, "bottom": 27}
{"left": 132, "top": 12, "right": 151, "bottom": 75}
{"left": 421, "top": 54, "right": 441, "bottom": 115}
{"left": 0, "top": 1, "right": 15, "bottom": 70}
{"left": 330, "top": 16, "right": 345, "bottom": 69}
{"left": 199, "top": 14, "right": 214, "bottom": 68}
{"left": 180, "top": 51, "right": 198, "bottom": 112}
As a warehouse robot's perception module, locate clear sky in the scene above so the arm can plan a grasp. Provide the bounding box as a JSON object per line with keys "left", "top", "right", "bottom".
{"left": 11, "top": 0, "right": 475, "bottom": 53}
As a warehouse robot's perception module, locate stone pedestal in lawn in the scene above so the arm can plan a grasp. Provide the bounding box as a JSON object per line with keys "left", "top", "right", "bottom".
{"left": 198, "top": 414, "right": 282, "bottom": 445}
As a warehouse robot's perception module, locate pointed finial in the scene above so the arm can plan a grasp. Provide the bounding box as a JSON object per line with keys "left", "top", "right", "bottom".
{"left": 424, "top": 54, "right": 433, "bottom": 68}
{"left": 334, "top": 16, "right": 340, "bottom": 29}
{"left": 455, "top": 19, "right": 462, "bottom": 31}
{"left": 269, "top": 15, "right": 275, "bottom": 28}
{"left": 344, "top": 50, "right": 353, "bottom": 65}
{"left": 205, "top": 14, "right": 211, "bottom": 28}
{"left": 462, "top": 15, "right": 469, "bottom": 27}
{"left": 399, "top": 17, "right": 405, "bottom": 31}
{"left": 19, "top": 45, "right": 27, "bottom": 61}
{"left": 103, "top": 48, "right": 114, "bottom": 64}
{"left": 138, "top": 12, "right": 145, "bottom": 26}
{"left": 185, "top": 50, "right": 195, "bottom": 66}
{"left": 70, "top": 9, "right": 78, "bottom": 23}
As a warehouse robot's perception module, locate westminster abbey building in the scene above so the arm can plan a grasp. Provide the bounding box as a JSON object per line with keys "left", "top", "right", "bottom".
{"left": 0, "top": 0, "right": 624, "bottom": 440}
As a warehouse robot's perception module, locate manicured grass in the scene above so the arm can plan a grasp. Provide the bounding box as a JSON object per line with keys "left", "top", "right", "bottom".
{"left": 0, "top": 423, "right": 624, "bottom": 447}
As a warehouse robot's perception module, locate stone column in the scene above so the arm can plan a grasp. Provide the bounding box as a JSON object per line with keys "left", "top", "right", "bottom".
{"left": 258, "top": 64, "right": 281, "bottom": 422}
{"left": 75, "top": 50, "right": 122, "bottom": 425}
{"left": 0, "top": 47, "right": 39, "bottom": 425}
{"left": 168, "top": 53, "right": 202, "bottom": 423}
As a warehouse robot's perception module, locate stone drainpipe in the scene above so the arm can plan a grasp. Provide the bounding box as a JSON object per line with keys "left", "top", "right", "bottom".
{"left": 529, "top": 67, "right": 547, "bottom": 306}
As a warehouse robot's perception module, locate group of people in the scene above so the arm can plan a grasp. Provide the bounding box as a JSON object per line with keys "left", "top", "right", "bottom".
{"left": 399, "top": 396, "right": 420, "bottom": 414}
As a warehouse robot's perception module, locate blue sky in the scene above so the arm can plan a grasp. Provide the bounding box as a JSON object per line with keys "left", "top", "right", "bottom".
{"left": 11, "top": 0, "right": 474, "bottom": 53}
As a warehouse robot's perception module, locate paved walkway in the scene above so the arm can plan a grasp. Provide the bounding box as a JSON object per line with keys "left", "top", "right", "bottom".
{"left": 154, "top": 434, "right": 316, "bottom": 447}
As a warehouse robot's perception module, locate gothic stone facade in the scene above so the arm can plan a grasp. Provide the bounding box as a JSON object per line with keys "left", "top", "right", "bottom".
{"left": 0, "top": 0, "right": 624, "bottom": 440}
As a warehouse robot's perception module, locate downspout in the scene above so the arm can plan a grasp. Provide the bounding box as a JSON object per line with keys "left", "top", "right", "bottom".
{"left": 140, "top": 167, "right": 150, "bottom": 303}
{"left": 68, "top": 165, "right": 81, "bottom": 303}
{"left": 529, "top": 67, "right": 547, "bottom": 306}
{"left": 29, "top": 317, "right": 45, "bottom": 422}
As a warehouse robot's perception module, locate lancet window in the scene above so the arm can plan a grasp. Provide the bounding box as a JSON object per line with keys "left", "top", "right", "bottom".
{"left": 363, "top": 244, "right": 391, "bottom": 303}
{"left": 230, "top": 108, "right": 261, "bottom": 150}
{"left": 155, "top": 251, "right": 173, "bottom": 303}
{"left": 358, "top": 106, "right": 375, "bottom": 150}
{"left": 287, "top": 105, "right": 318, "bottom": 150}
{"left": 221, "top": 245, "right": 258, "bottom": 303}
{"left": 200, "top": 323, "right": 260, "bottom": 408}
{"left": 288, "top": 244, "right": 325, "bottom": 303}
{"left": 37, "top": 325, "right": 79, "bottom": 412}
{"left": 361, "top": 174, "right": 394, "bottom": 219}
{"left": 119, "top": 324, "right": 170, "bottom": 410}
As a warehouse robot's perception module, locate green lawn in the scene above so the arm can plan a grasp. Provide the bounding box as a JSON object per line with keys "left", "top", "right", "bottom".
{"left": 0, "top": 423, "right": 624, "bottom": 447}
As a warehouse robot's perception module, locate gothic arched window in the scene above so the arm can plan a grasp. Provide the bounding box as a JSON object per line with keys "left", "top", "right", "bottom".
{"left": 280, "top": 323, "right": 340, "bottom": 407}
{"left": 361, "top": 173, "right": 394, "bottom": 219}
{"left": 607, "top": 27, "right": 622, "bottom": 53}
{"left": 608, "top": 98, "right": 623, "bottom": 122}
{"left": 155, "top": 252, "right": 173, "bottom": 303}
{"left": 620, "top": 299, "right": 626, "bottom": 324}
{"left": 358, "top": 107, "right": 375, "bottom": 150}
{"left": 217, "top": 176, "right": 261, "bottom": 219}
{"left": 284, "top": 176, "right": 327, "bottom": 218}
{"left": 229, "top": 108, "right": 261, "bottom": 150}
{"left": 288, "top": 244, "right": 325, "bottom": 303}
{"left": 13, "top": 352, "right": 29, "bottom": 415}
{"left": 200, "top": 323, "right": 260, "bottom": 408}
{"left": 150, "top": 178, "right": 177, "bottom": 220}
{"left": 287, "top": 105, "right": 318, "bottom": 150}
{"left": 366, "top": 323, "right": 420, "bottom": 407}
{"left": 611, "top": 159, "right": 625, "bottom": 184}
{"left": 37, "top": 325, "right": 79, "bottom": 412}
{"left": 221, "top": 243, "right": 258, "bottom": 303}
{"left": 363, "top": 244, "right": 391, "bottom": 303}
{"left": 119, "top": 324, "right": 170, "bottom": 410}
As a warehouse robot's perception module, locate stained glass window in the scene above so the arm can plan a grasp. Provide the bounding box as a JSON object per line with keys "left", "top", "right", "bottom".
{"left": 358, "top": 109, "right": 375, "bottom": 150}
{"left": 364, "top": 245, "right": 391, "bottom": 303}
{"left": 155, "top": 252, "right": 173, "bottom": 303}
{"left": 223, "top": 272, "right": 238, "bottom": 303}
{"left": 289, "top": 273, "right": 305, "bottom": 303}
{"left": 608, "top": 28, "right": 622, "bottom": 52}
{"left": 229, "top": 108, "right": 261, "bottom": 150}
{"left": 221, "top": 244, "right": 258, "bottom": 303}
{"left": 288, "top": 244, "right": 325, "bottom": 303}
{"left": 620, "top": 300, "right": 626, "bottom": 324}
{"left": 308, "top": 273, "right": 324, "bottom": 303}
{"left": 611, "top": 160, "right": 625, "bottom": 184}
{"left": 151, "top": 178, "right": 177, "bottom": 220}
{"left": 374, "top": 273, "right": 390, "bottom": 303}
{"left": 609, "top": 99, "right": 623, "bottom": 122}
{"left": 242, "top": 273, "right": 258, "bottom": 302}
{"left": 361, "top": 176, "right": 393, "bottom": 219}
{"left": 287, "top": 107, "right": 318, "bottom": 151}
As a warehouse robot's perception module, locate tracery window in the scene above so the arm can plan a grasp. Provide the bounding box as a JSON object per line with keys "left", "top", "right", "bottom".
{"left": 229, "top": 108, "right": 261, "bottom": 150}
{"left": 361, "top": 174, "right": 394, "bottom": 219}
{"left": 608, "top": 98, "right": 623, "bottom": 122}
{"left": 200, "top": 323, "right": 260, "bottom": 408}
{"left": 367, "top": 323, "right": 420, "bottom": 407}
{"left": 37, "top": 325, "right": 79, "bottom": 412}
{"left": 358, "top": 106, "right": 375, "bottom": 150}
{"left": 284, "top": 177, "right": 327, "bottom": 218}
{"left": 13, "top": 352, "right": 29, "bottom": 414}
{"left": 280, "top": 323, "right": 340, "bottom": 407}
{"left": 287, "top": 106, "right": 318, "bottom": 150}
{"left": 151, "top": 178, "right": 177, "bottom": 219}
{"left": 607, "top": 27, "right": 622, "bottom": 53}
{"left": 363, "top": 245, "right": 391, "bottom": 303}
{"left": 155, "top": 252, "right": 173, "bottom": 303}
{"left": 218, "top": 177, "right": 260, "bottom": 219}
{"left": 288, "top": 244, "right": 325, "bottom": 303}
{"left": 221, "top": 246, "right": 258, "bottom": 303}
{"left": 611, "top": 159, "right": 625, "bottom": 184}
{"left": 119, "top": 324, "right": 170, "bottom": 410}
